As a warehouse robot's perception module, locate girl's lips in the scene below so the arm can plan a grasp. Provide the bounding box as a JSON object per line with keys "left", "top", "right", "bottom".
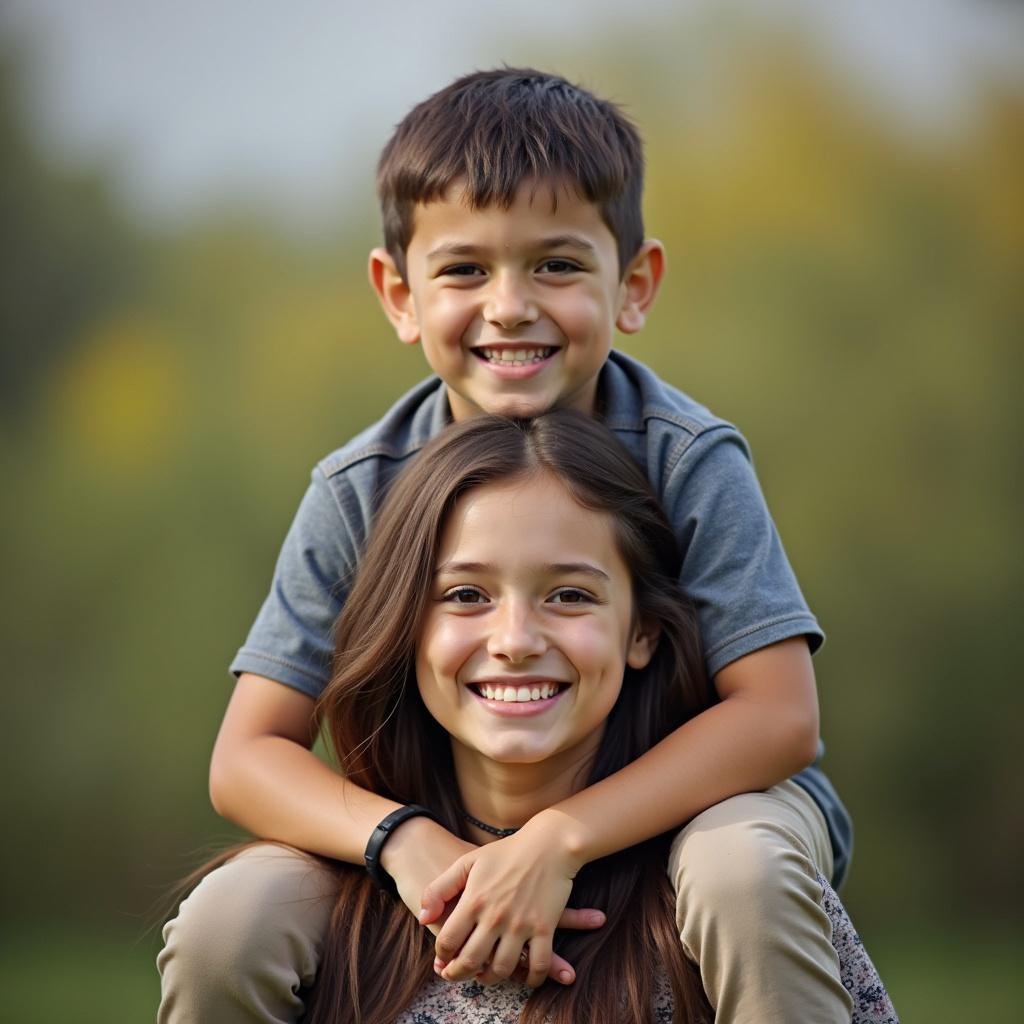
{"left": 468, "top": 685, "right": 569, "bottom": 717}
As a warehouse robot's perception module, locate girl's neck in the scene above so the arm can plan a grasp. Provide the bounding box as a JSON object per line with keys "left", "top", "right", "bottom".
{"left": 451, "top": 739, "right": 597, "bottom": 843}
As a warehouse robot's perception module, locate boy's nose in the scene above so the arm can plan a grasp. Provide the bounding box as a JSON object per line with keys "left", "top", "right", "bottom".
{"left": 486, "top": 601, "right": 546, "bottom": 662}
{"left": 483, "top": 275, "right": 538, "bottom": 330}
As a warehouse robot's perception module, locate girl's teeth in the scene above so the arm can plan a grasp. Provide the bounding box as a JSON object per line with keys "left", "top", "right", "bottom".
{"left": 478, "top": 684, "right": 559, "bottom": 702}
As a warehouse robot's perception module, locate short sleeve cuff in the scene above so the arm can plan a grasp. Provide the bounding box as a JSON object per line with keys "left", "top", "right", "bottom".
{"left": 229, "top": 647, "right": 330, "bottom": 700}
{"left": 704, "top": 613, "right": 824, "bottom": 679}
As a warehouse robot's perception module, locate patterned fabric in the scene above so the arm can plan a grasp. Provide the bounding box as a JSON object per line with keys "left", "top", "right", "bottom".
{"left": 819, "top": 874, "right": 899, "bottom": 1024}
{"left": 393, "top": 875, "right": 898, "bottom": 1023}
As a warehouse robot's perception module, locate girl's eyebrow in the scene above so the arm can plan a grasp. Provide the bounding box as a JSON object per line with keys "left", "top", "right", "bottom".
{"left": 434, "top": 560, "right": 491, "bottom": 575}
{"left": 548, "top": 562, "right": 610, "bottom": 580}
{"left": 434, "top": 560, "right": 610, "bottom": 581}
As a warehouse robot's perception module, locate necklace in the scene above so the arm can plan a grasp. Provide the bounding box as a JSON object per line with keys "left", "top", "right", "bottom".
{"left": 461, "top": 808, "right": 520, "bottom": 838}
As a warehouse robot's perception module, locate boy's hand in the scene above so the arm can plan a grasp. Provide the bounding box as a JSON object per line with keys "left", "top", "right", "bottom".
{"left": 380, "top": 814, "right": 475, "bottom": 920}
{"left": 381, "top": 813, "right": 600, "bottom": 986}
{"left": 419, "top": 814, "right": 599, "bottom": 989}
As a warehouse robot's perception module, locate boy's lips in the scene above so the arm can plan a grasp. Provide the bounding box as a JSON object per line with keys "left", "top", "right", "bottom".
{"left": 470, "top": 344, "right": 560, "bottom": 380}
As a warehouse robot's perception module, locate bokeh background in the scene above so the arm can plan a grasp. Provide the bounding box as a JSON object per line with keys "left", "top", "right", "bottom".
{"left": 1, "top": 1, "right": 1021, "bottom": 1020}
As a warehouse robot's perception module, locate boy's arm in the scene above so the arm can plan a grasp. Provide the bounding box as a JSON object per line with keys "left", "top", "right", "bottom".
{"left": 426, "top": 636, "right": 819, "bottom": 982}
{"left": 209, "top": 673, "right": 474, "bottom": 898}
{"left": 533, "top": 635, "right": 818, "bottom": 854}
{"left": 219, "top": 473, "right": 468, "bottom": 890}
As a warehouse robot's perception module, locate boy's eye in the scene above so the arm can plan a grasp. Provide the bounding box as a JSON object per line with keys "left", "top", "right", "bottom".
{"left": 538, "top": 258, "right": 581, "bottom": 274}
{"left": 442, "top": 264, "right": 484, "bottom": 277}
{"left": 548, "top": 588, "right": 593, "bottom": 605}
{"left": 442, "top": 586, "right": 488, "bottom": 604}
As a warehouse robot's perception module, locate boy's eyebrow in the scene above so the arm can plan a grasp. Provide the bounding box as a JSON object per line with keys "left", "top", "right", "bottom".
{"left": 538, "top": 235, "right": 597, "bottom": 254}
{"left": 435, "top": 560, "right": 610, "bottom": 581}
{"left": 425, "top": 235, "right": 597, "bottom": 260}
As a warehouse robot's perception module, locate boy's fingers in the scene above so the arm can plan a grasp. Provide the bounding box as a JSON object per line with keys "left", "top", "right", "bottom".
{"left": 418, "top": 898, "right": 449, "bottom": 927}
{"left": 418, "top": 900, "right": 443, "bottom": 926}
{"left": 420, "top": 859, "right": 472, "bottom": 924}
{"left": 477, "top": 950, "right": 576, "bottom": 987}
{"left": 480, "top": 933, "right": 529, "bottom": 983}
{"left": 556, "top": 907, "right": 605, "bottom": 931}
{"left": 439, "top": 928, "right": 498, "bottom": 982}
{"left": 420, "top": 899, "right": 455, "bottom": 936}
{"left": 547, "top": 951, "right": 576, "bottom": 985}
{"left": 525, "top": 937, "right": 554, "bottom": 989}
{"left": 433, "top": 910, "right": 475, "bottom": 966}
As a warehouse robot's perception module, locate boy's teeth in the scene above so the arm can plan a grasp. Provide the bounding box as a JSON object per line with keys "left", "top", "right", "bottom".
{"left": 479, "top": 683, "right": 558, "bottom": 702}
{"left": 479, "top": 347, "right": 553, "bottom": 366}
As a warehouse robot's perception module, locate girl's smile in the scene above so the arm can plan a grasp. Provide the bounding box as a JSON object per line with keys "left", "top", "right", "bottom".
{"left": 467, "top": 677, "right": 571, "bottom": 716}
{"left": 415, "top": 471, "right": 657, "bottom": 798}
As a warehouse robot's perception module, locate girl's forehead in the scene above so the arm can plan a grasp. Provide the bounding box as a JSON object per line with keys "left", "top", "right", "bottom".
{"left": 435, "top": 472, "right": 627, "bottom": 576}
{"left": 449, "top": 472, "right": 581, "bottom": 527}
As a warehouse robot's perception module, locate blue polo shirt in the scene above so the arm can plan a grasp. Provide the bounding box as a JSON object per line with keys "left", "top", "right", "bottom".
{"left": 231, "top": 349, "right": 852, "bottom": 885}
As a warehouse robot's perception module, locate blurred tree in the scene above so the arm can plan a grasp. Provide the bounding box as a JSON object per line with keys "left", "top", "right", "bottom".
{"left": 0, "top": 49, "right": 145, "bottom": 422}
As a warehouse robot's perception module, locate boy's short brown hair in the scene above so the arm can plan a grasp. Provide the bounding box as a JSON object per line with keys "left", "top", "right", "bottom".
{"left": 377, "top": 67, "right": 644, "bottom": 280}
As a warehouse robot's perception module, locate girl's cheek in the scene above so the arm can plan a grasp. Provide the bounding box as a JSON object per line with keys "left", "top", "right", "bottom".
{"left": 567, "top": 622, "right": 618, "bottom": 667}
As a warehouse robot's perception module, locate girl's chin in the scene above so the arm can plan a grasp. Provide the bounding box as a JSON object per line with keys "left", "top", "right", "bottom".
{"left": 470, "top": 743, "right": 560, "bottom": 766}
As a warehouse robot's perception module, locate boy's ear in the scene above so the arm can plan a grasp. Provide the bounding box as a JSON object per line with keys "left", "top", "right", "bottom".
{"left": 626, "top": 615, "right": 661, "bottom": 671}
{"left": 369, "top": 247, "right": 420, "bottom": 345}
{"left": 616, "top": 239, "right": 665, "bottom": 335}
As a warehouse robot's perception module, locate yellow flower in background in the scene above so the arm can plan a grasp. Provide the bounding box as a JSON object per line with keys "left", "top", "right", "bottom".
{"left": 50, "top": 316, "right": 189, "bottom": 477}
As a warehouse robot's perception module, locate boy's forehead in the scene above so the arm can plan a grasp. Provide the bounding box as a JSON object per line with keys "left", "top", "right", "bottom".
{"left": 407, "top": 179, "right": 612, "bottom": 252}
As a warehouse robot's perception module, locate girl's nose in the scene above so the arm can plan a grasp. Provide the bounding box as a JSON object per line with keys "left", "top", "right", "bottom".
{"left": 486, "top": 601, "right": 546, "bottom": 662}
{"left": 483, "top": 274, "right": 538, "bottom": 330}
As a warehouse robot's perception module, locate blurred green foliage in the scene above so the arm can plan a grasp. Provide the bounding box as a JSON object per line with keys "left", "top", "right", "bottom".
{"left": 1, "top": 20, "right": 1021, "bottom": 1020}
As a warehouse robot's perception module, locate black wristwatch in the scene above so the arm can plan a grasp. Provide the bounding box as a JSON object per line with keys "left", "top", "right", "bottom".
{"left": 364, "top": 804, "right": 443, "bottom": 898}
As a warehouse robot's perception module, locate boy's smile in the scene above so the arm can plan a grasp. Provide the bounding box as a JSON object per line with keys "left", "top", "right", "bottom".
{"left": 371, "top": 181, "right": 663, "bottom": 420}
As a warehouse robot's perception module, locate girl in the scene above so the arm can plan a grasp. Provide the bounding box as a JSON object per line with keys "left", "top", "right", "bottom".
{"left": 162, "top": 411, "right": 895, "bottom": 1023}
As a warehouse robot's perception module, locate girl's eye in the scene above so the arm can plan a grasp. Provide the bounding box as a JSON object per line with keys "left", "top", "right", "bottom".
{"left": 549, "top": 588, "right": 593, "bottom": 605}
{"left": 442, "top": 586, "right": 488, "bottom": 605}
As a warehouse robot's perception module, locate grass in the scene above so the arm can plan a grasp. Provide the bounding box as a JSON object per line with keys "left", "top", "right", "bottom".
{"left": 868, "top": 927, "right": 1023, "bottom": 1022}
{"left": 1, "top": 922, "right": 1021, "bottom": 1022}
{"left": 0, "top": 923, "right": 159, "bottom": 1024}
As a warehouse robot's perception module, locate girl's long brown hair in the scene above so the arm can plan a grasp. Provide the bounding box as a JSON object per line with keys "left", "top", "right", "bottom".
{"left": 307, "top": 411, "right": 714, "bottom": 1024}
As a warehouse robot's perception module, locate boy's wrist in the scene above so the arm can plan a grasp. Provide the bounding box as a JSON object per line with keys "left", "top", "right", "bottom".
{"left": 378, "top": 812, "right": 448, "bottom": 875}
{"left": 520, "top": 807, "right": 593, "bottom": 874}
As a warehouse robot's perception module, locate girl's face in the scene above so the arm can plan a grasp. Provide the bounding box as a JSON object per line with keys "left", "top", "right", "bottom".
{"left": 416, "top": 472, "right": 657, "bottom": 773}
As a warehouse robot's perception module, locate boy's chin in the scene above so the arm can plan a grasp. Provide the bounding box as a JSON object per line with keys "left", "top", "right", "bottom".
{"left": 449, "top": 391, "right": 558, "bottom": 422}
{"left": 482, "top": 398, "right": 557, "bottom": 420}
{"left": 449, "top": 387, "right": 596, "bottom": 422}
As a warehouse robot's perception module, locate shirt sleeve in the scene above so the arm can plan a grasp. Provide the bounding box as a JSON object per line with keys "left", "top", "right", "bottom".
{"left": 229, "top": 466, "right": 362, "bottom": 698}
{"left": 663, "top": 426, "right": 824, "bottom": 678}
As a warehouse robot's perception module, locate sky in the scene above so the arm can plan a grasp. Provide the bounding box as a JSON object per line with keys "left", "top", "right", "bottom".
{"left": 2, "top": 0, "right": 1021, "bottom": 231}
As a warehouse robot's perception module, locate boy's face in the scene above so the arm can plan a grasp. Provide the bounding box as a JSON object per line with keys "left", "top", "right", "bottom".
{"left": 371, "top": 182, "right": 663, "bottom": 420}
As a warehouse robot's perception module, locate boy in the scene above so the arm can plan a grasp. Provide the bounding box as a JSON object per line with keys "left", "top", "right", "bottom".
{"left": 159, "top": 68, "right": 854, "bottom": 1023}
